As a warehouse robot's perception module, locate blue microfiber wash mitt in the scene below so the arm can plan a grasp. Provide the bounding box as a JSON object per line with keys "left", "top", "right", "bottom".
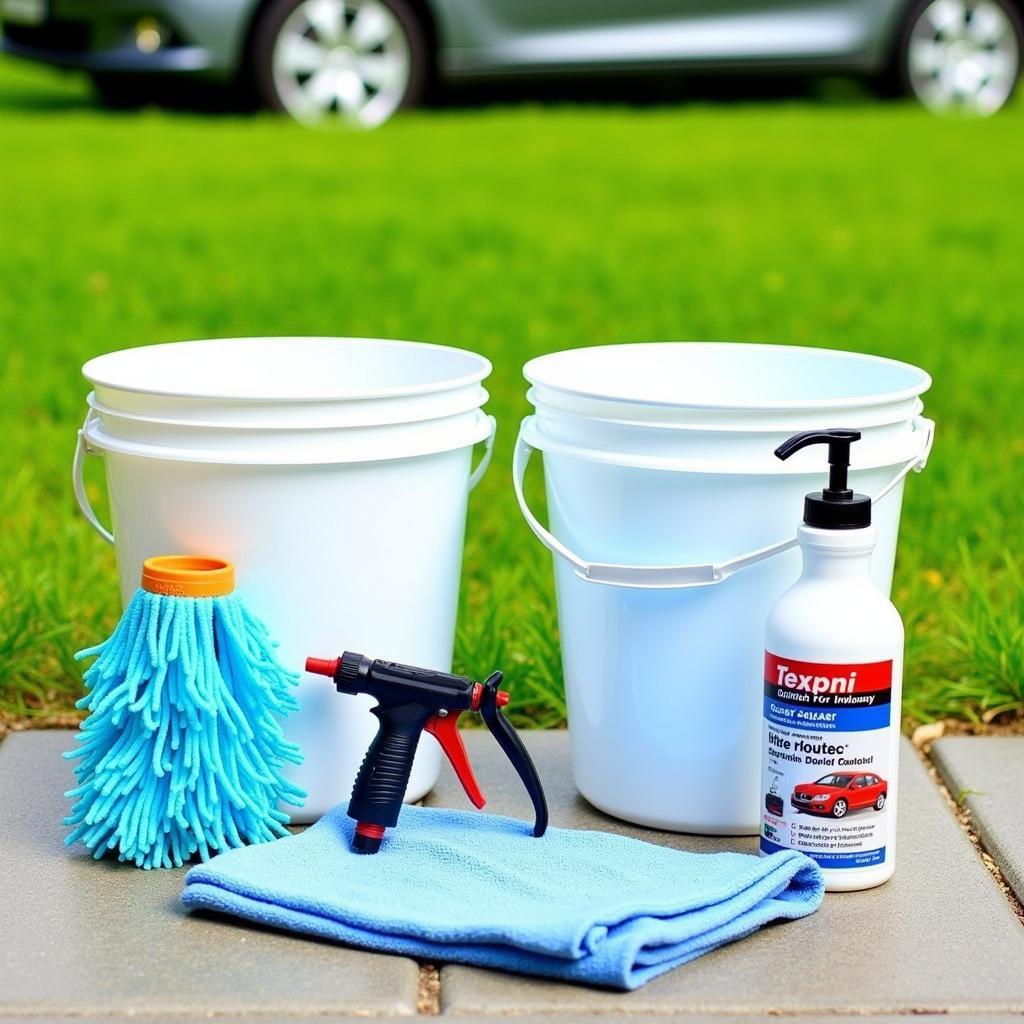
{"left": 65, "top": 555, "right": 305, "bottom": 869}
{"left": 182, "top": 802, "right": 824, "bottom": 989}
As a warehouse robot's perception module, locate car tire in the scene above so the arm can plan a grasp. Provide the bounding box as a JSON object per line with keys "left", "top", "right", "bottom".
{"left": 875, "top": 792, "right": 887, "bottom": 811}
{"left": 896, "top": 0, "right": 1023, "bottom": 114}
{"left": 831, "top": 799, "right": 848, "bottom": 819}
{"left": 250, "top": 0, "right": 429, "bottom": 125}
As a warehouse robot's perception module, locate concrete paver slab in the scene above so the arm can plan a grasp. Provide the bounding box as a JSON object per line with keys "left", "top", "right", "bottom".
{"left": 7, "top": 1019, "right": 1024, "bottom": 1024}
{"left": 0, "top": 1019, "right": 413, "bottom": 1024}
{"left": 428, "top": 1019, "right": 1024, "bottom": 1024}
{"left": 0, "top": 731, "right": 420, "bottom": 1020}
{"left": 428, "top": 731, "right": 1024, "bottom": 1015}
{"left": 931, "top": 736, "right": 1024, "bottom": 905}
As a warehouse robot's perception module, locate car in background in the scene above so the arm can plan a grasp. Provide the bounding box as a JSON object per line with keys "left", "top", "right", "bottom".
{"left": 791, "top": 772, "right": 888, "bottom": 819}
{"left": 2, "top": 0, "right": 1021, "bottom": 122}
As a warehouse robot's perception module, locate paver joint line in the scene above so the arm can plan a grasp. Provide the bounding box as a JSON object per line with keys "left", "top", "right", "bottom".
{"left": 419, "top": 964, "right": 442, "bottom": 1016}
{"left": 918, "top": 741, "right": 1024, "bottom": 926}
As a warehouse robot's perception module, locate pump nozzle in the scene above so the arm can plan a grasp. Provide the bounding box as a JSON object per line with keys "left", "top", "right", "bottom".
{"left": 775, "top": 428, "right": 871, "bottom": 530}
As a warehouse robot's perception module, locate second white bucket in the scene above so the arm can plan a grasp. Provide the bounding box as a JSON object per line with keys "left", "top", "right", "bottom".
{"left": 515, "top": 342, "right": 933, "bottom": 835}
{"left": 74, "top": 337, "right": 495, "bottom": 822}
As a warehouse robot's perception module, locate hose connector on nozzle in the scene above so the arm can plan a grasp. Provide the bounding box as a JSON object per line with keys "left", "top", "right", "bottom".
{"left": 305, "top": 657, "right": 339, "bottom": 678}
{"left": 306, "top": 652, "right": 369, "bottom": 693}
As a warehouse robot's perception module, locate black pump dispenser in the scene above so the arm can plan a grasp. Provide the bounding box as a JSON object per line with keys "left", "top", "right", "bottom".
{"left": 774, "top": 429, "right": 871, "bottom": 530}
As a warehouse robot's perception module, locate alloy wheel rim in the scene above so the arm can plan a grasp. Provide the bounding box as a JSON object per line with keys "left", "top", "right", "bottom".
{"left": 908, "top": 0, "right": 1020, "bottom": 115}
{"left": 272, "top": 0, "right": 411, "bottom": 126}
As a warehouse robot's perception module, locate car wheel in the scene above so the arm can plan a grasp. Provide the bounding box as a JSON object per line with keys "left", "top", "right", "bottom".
{"left": 875, "top": 792, "right": 887, "bottom": 811}
{"left": 251, "top": 0, "right": 428, "bottom": 125}
{"left": 831, "top": 799, "right": 848, "bottom": 819}
{"left": 899, "top": 0, "right": 1022, "bottom": 114}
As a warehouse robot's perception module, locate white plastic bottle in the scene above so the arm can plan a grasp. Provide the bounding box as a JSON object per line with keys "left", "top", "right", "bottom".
{"left": 760, "top": 429, "right": 904, "bottom": 892}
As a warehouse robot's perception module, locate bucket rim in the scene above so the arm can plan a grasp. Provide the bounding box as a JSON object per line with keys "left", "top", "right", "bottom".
{"left": 520, "top": 414, "right": 930, "bottom": 475}
{"left": 86, "top": 387, "right": 490, "bottom": 432}
{"left": 527, "top": 389, "right": 924, "bottom": 433}
{"left": 82, "top": 407, "right": 494, "bottom": 466}
{"left": 523, "top": 341, "right": 931, "bottom": 412}
{"left": 83, "top": 337, "right": 492, "bottom": 403}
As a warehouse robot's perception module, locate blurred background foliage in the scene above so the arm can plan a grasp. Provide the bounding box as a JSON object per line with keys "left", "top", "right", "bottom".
{"left": 0, "top": 58, "right": 1021, "bottom": 729}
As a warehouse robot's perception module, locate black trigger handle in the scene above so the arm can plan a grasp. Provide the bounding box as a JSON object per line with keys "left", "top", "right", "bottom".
{"left": 479, "top": 671, "right": 548, "bottom": 837}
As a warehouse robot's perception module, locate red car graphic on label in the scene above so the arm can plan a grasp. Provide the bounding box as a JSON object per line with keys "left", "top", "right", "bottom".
{"left": 791, "top": 773, "right": 887, "bottom": 818}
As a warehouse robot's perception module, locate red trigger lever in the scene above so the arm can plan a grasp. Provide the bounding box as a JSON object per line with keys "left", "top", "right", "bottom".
{"left": 426, "top": 711, "right": 486, "bottom": 808}
{"left": 425, "top": 686, "right": 511, "bottom": 809}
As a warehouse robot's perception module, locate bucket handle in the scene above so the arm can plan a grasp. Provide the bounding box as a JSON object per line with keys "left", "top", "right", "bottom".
{"left": 512, "top": 414, "right": 935, "bottom": 590}
{"left": 468, "top": 414, "right": 497, "bottom": 492}
{"left": 72, "top": 409, "right": 115, "bottom": 545}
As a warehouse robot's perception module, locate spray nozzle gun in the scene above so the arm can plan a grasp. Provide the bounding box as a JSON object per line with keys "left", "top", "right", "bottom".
{"left": 305, "top": 652, "right": 549, "bottom": 853}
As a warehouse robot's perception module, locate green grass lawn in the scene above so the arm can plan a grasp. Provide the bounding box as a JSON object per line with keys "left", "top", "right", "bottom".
{"left": 1, "top": 57, "right": 1022, "bottom": 729}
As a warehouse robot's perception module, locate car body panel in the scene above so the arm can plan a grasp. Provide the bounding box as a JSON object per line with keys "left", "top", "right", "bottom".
{"left": 432, "top": 0, "right": 905, "bottom": 75}
{"left": 2, "top": 0, "right": 912, "bottom": 82}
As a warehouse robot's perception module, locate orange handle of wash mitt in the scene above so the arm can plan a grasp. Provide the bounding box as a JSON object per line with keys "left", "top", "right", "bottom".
{"left": 141, "top": 555, "right": 235, "bottom": 598}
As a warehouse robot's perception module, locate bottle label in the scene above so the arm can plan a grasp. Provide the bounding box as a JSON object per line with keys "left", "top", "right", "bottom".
{"left": 760, "top": 652, "right": 892, "bottom": 870}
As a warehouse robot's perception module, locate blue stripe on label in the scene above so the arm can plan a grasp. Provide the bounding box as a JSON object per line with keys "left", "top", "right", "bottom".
{"left": 761, "top": 836, "right": 886, "bottom": 869}
{"left": 763, "top": 696, "right": 891, "bottom": 732}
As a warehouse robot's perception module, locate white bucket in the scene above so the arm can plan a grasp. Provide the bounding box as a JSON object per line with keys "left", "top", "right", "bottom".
{"left": 74, "top": 337, "right": 495, "bottom": 823}
{"left": 515, "top": 342, "right": 933, "bottom": 835}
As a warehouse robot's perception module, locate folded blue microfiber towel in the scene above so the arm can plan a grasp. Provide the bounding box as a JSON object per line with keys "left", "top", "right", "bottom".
{"left": 182, "top": 803, "right": 823, "bottom": 990}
